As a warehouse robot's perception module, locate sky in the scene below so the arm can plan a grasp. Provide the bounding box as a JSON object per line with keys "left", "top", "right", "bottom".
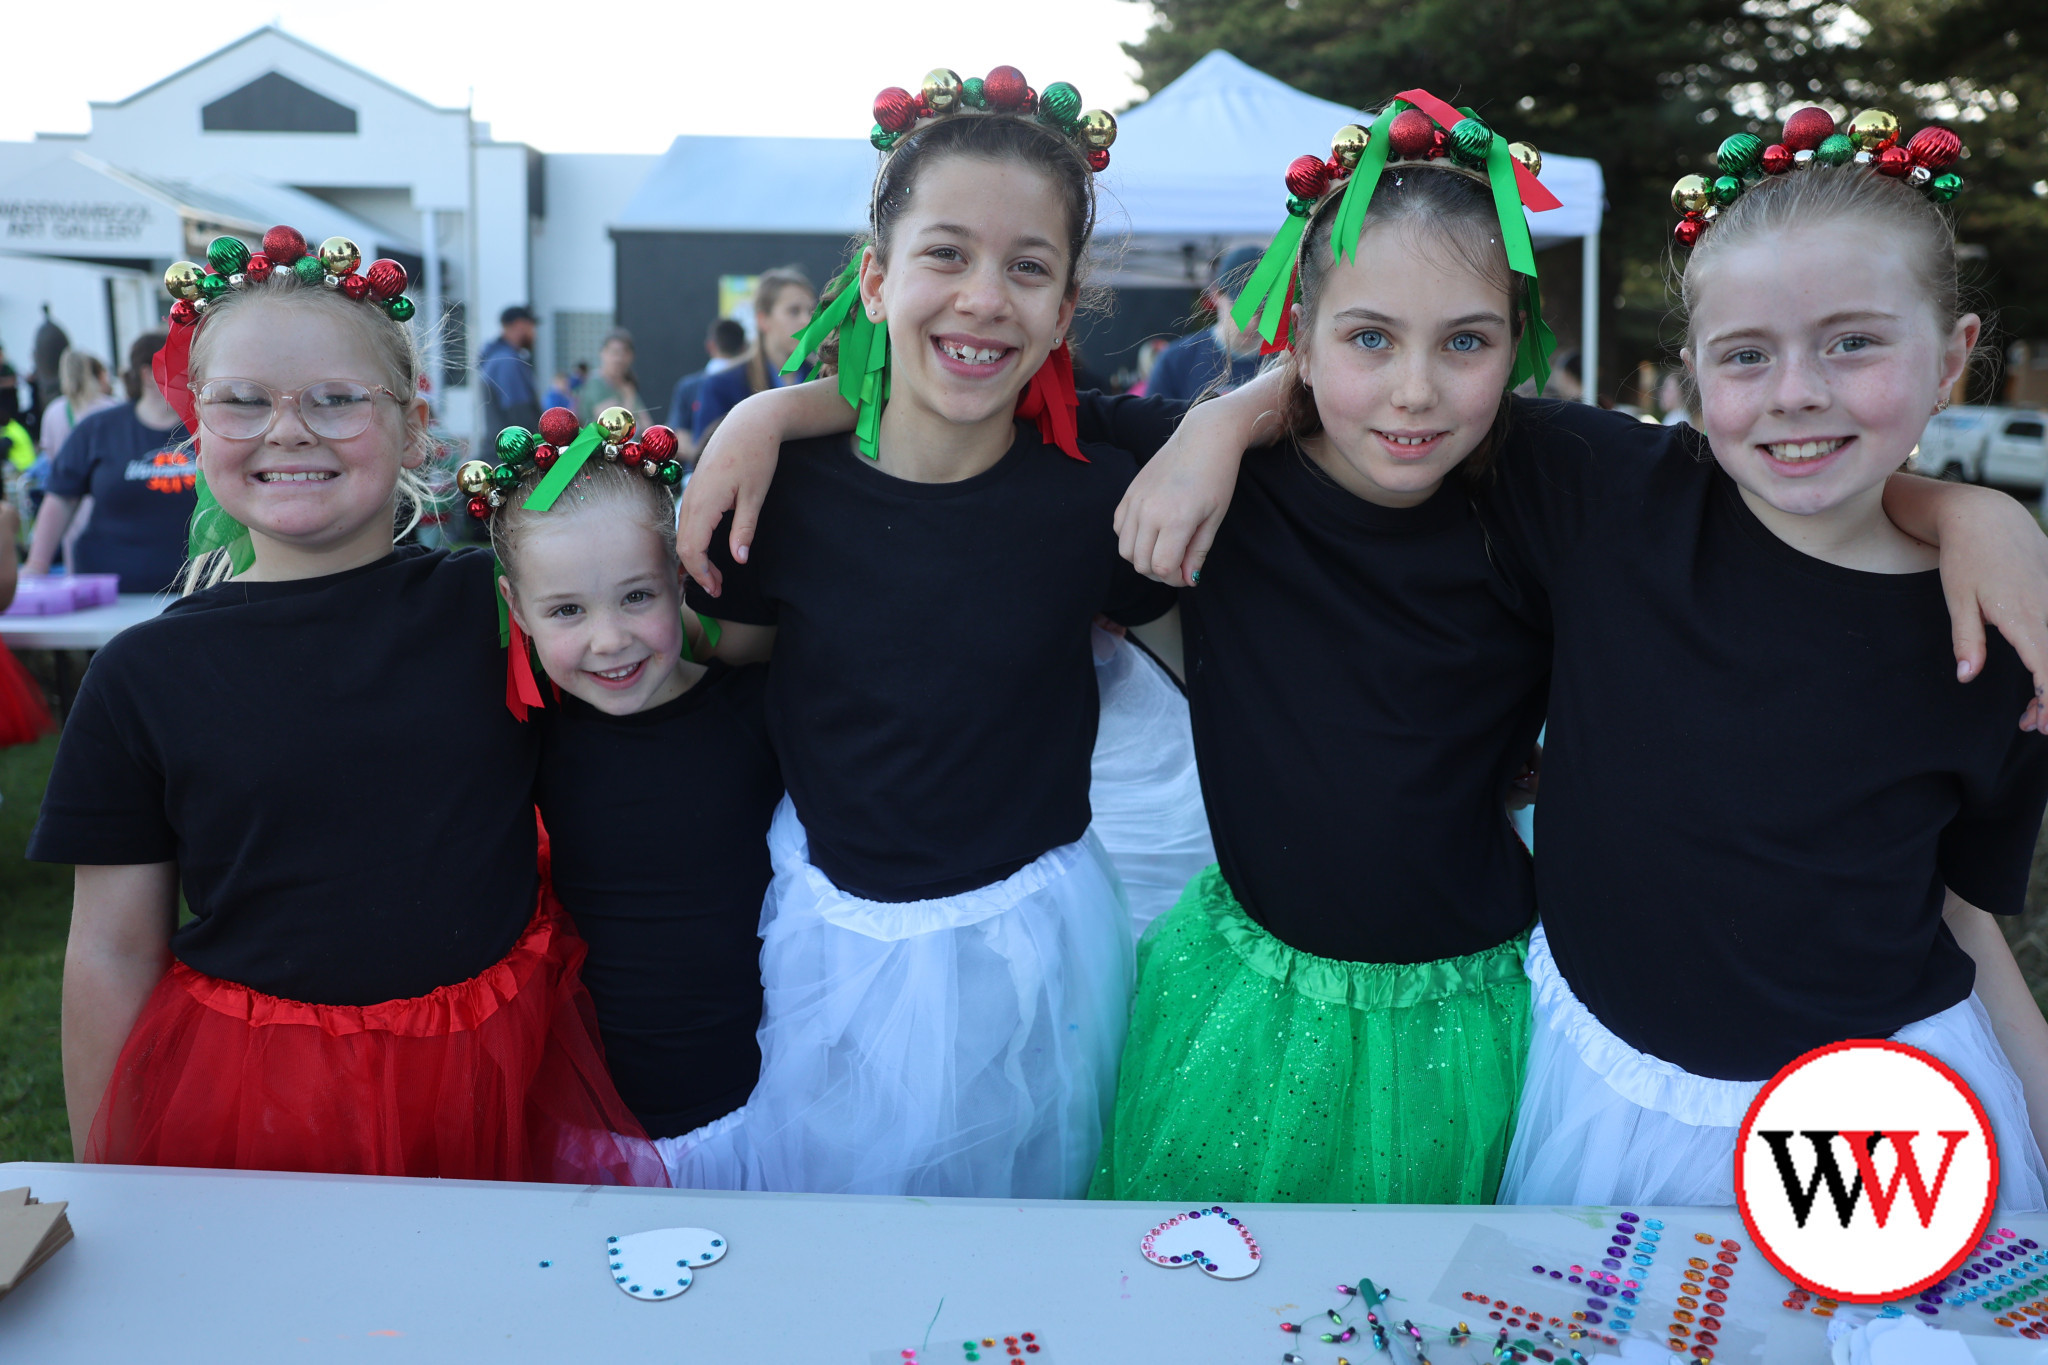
{"left": 0, "top": 0, "right": 1158, "bottom": 151}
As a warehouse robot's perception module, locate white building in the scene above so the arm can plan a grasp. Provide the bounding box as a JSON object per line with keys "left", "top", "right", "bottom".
{"left": 0, "top": 26, "right": 651, "bottom": 449}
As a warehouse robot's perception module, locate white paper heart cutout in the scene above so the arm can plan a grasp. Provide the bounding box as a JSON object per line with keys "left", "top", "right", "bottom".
{"left": 1140, "top": 1206, "right": 1261, "bottom": 1279}
{"left": 606, "top": 1227, "right": 728, "bottom": 1300}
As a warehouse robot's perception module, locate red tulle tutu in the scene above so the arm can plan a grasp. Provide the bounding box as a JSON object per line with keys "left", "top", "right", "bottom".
{"left": 0, "top": 645, "right": 54, "bottom": 748}
{"left": 87, "top": 891, "right": 669, "bottom": 1186}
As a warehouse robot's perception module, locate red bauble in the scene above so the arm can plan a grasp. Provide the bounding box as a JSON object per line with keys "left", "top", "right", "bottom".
{"left": 638, "top": 425, "right": 678, "bottom": 461}
{"left": 262, "top": 225, "right": 308, "bottom": 263}
{"left": 620, "top": 440, "right": 645, "bottom": 467}
{"left": 169, "top": 299, "right": 200, "bottom": 326}
{"left": 533, "top": 443, "right": 558, "bottom": 471}
{"left": 1388, "top": 109, "right": 1437, "bottom": 159}
{"left": 1022, "top": 86, "right": 1038, "bottom": 113}
{"left": 1905, "top": 126, "right": 1961, "bottom": 170}
{"left": 1325, "top": 156, "right": 1345, "bottom": 179}
{"left": 983, "top": 66, "right": 1029, "bottom": 110}
{"left": 872, "top": 87, "right": 916, "bottom": 133}
{"left": 1873, "top": 145, "right": 1912, "bottom": 177}
{"left": 1285, "top": 154, "right": 1331, "bottom": 200}
{"left": 539, "top": 407, "right": 581, "bottom": 446}
{"left": 244, "top": 253, "right": 274, "bottom": 282}
{"left": 364, "top": 258, "right": 408, "bottom": 301}
{"left": 467, "top": 494, "right": 491, "bottom": 520}
{"left": 1760, "top": 143, "right": 1794, "bottom": 174}
{"left": 1673, "top": 216, "right": 1706, "bottom": 248}
{"left": 340, "top": 274, "right": 370, "bottom": 301}
{"left": 1427, "top": 127, "right": 1449, "bottom": 158}
{"left": 1086, "top": 148, "right": 1110, "bottom": 171}
{"left": 1781, "top": 107, "right": 1835, "bottom": 151}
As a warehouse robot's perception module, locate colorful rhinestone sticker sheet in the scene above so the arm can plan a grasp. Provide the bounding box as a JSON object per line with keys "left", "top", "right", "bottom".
{"left": 1425, "top": 1223, "right": 1627, "bottom": 1359}
{"left": 1778, "top": 1225, "right": 2048, "bottom": 1342}
{"left": 873, "top": 1331, "right": 1048, "bottom": 1365}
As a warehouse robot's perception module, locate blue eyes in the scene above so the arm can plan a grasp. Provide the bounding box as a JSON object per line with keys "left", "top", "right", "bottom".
{"left": 1353, "top": 330, "right": 1389, "bottom": 350}
{"left": 1448, "top": 332, "right": 1483, "bottom": 353}
{"left": 1347, "top": 330, "right": 1486, "bottom": 353}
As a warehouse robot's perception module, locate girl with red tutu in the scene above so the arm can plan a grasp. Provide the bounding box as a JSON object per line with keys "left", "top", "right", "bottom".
{"left": 0, "top": 493, "right": 57, "bottom": 749}
{"left": 28, "top": 226, "right": 665, "bottom": 1185}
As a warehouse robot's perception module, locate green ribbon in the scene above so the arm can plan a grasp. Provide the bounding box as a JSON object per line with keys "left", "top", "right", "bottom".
{"left": 1484, "top": 135, "right": 1556, "bottom": 393}
{"left": 187, "top": 469, "right": 255, "bottom": 576}
{"left": 782, "top": 256, "right": 861, "bottom": 380}
{"left": 495, "top": 554, "right": 511, "bottom": 648}
{"left": 1332, "top": 101, "right": 1403, "bottom": 265}
{"left": 1230, "top": 212, "right": 1308, "bottom": 346}
{"left": 681, "top": 610, "right": 722, "bottom": 664}
{"left": 522, "top": 424, "right": 604, "bottom": 512}
{"left": 780, "top": 251, "right": 891, "bottom": 458}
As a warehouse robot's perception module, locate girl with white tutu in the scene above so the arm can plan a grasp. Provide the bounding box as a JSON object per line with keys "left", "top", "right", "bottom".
{"left": 1474, "top": 113, "right": 2048, "bottom": 1209}
{"left": 674, "top": 65, "right": 1178, "bottom": 1198}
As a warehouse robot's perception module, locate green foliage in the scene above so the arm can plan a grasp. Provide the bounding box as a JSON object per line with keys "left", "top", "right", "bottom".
{"left": 1125, "top": 0, "right": 2048, "bottom": 392}
{"left": 0, "top": 735, "right": 72, "bottom": 1163}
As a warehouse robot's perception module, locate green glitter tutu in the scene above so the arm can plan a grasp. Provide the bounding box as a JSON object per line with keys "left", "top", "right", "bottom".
{"left": 1088, "top": 865, "right": 1531, "bottom": 1205}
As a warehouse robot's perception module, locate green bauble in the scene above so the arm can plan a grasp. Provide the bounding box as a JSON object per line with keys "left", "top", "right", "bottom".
{"left": 386, "top": 296, "right": 416, "bottom": 322}
{"left": 1037, "top": 81, "right": 1082, "bottom": 131}
{"left": 1815, "top": 133, "right": 1854, "bottom": 165}
{"left": 1930, "top": 172, "right": 1963, "bottom": 202}
{"left": 1716, "top": 132, "right": 1763, "bottom": 177}
{"left": 1711, "top": 174, "right": 1743, "bottom": 206}
{"left": 870, "top": 124, "right": 899, "bottom": 151}
{"left": 1449, "top": 117, "right": 1493, "bottom": 166}
{"left": 198, "top": 270, "right": 231, "bottom": 299}
{"left": 207, "top": 235, "right": 251, "bottom": 277}
{"left": 658, "top": 461, "right": 683, "bottom": 486}
{"left": 961, "top": 76, "right": 986, "bottom": 109}
{"left": 491, "top": 463, "right": 516, "bottom": 487}
{"left": 1285, "top": 194, "right": 1315, "bottom": 217}
{"left": 496, "top": 426, "right": 537, "bottom": 465}
{"left": 292, "top": 255, "right": 325, "bottom": 285}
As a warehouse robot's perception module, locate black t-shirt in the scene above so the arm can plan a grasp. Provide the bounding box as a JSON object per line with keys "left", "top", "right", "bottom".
{"left": 28, "top": 548, "right": 539, "bottom": 1006}
{"left": 534, "top": 662, "right": 782, "bottom": 1139}
{"left": 45, "top": 402, "right": 198, "bottom": 593}
{"left": 1489, "top": 403, "right": 2048, "bottom": 1080}
{"left": 1074, "top": 393, "right": 1551, "bottom": 963}
{"left": 686, "top": 422, "right": 1176, "bottom": 901}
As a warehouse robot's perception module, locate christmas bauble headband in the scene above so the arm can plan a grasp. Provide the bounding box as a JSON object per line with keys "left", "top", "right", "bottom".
{"left": 870, "top": 66, "right": 1119, "bottom": 171}
{"left": 155, "top": 225, "right": 415, "bottom": 575}
{"left": 1231, "top": 89, "right": 1563, "bottom": 393}
{"left": 1670, "top": 107, "right": 1965, "bottom": 249}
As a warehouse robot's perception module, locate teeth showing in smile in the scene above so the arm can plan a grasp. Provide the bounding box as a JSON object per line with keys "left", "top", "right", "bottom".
{"left": 1764, "top": 438, "right": 1848, "bottom": 462}
{"left": 256, "top": 471, "right": 337, "bottom": 482}
{"left": 939, "top": 340, "right": 1007, "bottom": 365}
{"left": 1380, "top": 433, "right": 1435, "bottom": 447}
{"left": 592, "top": 663, "right": 639, "bottom": 681}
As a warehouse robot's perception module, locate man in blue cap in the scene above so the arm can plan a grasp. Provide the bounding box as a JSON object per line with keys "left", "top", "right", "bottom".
{"left": 1146, "top": 244, "right": 1267, "bottom": 403}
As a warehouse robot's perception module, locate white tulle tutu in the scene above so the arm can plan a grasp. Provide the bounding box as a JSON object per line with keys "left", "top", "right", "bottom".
{"left": 670, "top": 797, "right": 1135, "bottom": 1197}
{"left": 1087, "top": 628, "right": 1214, "bottom": 937}
{"left": 1500, "top": 925, "right": 2048, "bottom": 1210}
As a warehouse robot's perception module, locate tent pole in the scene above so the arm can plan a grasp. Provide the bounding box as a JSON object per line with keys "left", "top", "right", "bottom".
{"left": 1580, "top": 228, "right": 1599, "bottom": 405}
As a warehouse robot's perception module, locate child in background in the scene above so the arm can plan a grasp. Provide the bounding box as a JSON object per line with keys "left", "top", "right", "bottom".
{"left": 1493, "top": 116, "right": 2048, "bottom": 1208}
{"left": 481, "top": 427, "right": 780, "bottom": 1186}
{"left": 31, "top": 228, "right": 661, "bottom": 1184}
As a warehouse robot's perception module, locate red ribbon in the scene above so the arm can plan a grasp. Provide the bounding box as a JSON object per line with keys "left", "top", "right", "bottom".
{"left": 152, "top": 322, "right": 200, "bottom": 442}
{"left": 1014, "top": 341, "right": 1087, "bottom": 462}
{"left": 1259, "top": 265, "right": 1300, "bottom": 355}
{"left": 1393, "top": 88, "right": 1564, "bottom": 213}
{"left": 505, "top": 614, "right": 546, "bottom": 721}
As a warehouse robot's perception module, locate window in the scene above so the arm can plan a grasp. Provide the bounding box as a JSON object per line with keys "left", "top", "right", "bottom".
{"left": 2004, "top": 420, "right": 2045, "bottom": 441}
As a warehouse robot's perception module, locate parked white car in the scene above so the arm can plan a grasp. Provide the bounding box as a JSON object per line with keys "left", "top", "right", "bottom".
{"left": 1910, "top": 406, "right": 2048, "bottom": 490}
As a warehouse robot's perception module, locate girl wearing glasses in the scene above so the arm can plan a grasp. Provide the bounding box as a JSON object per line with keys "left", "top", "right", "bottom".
{"left": 29, "top": 234, "right": 665, "bottom": 1184}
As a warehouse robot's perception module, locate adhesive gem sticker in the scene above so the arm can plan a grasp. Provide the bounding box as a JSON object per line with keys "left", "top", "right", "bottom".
{"left": 1140, "top": 1206, "right": 1261, "bottom": 1280}
{"left": 605, "top": 1227, "right": 728, "bottom": 1300}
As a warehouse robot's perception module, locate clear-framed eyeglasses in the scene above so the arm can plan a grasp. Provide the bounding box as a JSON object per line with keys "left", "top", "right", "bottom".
{"left": 195, "top": 378, "right": 405, "bottom": 441}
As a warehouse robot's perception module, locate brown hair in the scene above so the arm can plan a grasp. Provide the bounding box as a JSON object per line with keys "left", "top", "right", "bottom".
{"left": 1274, "top": 160, "right": 1526, "bottom": 482}
{"left": 1678, "top": 167, "right": 1965, "bottom": 415}
{"left": 744, "top": 266, "right": 817, "bottom": 395}
{"left": 181, "top": 275, "right": 433, "bottom": 591}
{"left": 124, "top": 331, "right": 168, "bottom": 403}
{"left": 489, "top": 457, "right": 679, "bottom": 587}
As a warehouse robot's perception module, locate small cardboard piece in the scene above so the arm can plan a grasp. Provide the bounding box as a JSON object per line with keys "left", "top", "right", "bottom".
{"left": 0, "top": 1187, "right": 74, "bottom": 1298}
{"left": 1140, "top": 1206, "right": 1261, "bottom": 1280}
{"left": 605, "top": 1226, "right": 727, "bottom": 1301}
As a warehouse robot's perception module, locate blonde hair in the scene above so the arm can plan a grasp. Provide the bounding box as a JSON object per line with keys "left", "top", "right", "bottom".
{"left": 179, "top": 277, "right": 435, "bottom": 592}
{"left": 489, "top": 457, "right": 679, "bottom": 591}
{"left": 58, "top": 349, "right": 108, "bottom": 410}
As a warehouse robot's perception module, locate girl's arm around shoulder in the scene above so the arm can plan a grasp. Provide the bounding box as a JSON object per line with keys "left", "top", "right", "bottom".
{"left": 676, "top": 379, "right": 850, "bottom": 596}
{"left": 1880, "top": 475, "right": 2048, "bottom": 729}
{"left": 1942, "top": 891, "right": 2048, "bottom": 1162}
{"left": 1115, "top": 368, "right": 1289, "bottom": 588}
{"left": 704, "top": 620, "right": 776, "bottom": 666}
{"left": 62, "top": 862, "right": 176, "bottom": 1157}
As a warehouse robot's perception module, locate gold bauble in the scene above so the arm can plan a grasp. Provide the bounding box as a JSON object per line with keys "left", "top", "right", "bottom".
{"left": 456, "top": 460, "right": 496, "bottom": 496}
{"left": 922, "top": 68, "right": 963, "bottom": 114}
{"left": 1077, "top": 109, "right": 1118, "bottom": 151}
{"left": 1331, "top": 124, "right": 1371, "bottom": 169}
{"left": 1670, "top": 174, "right": 1711, "bottom": 215}
{"left": 596, "top": 406, "right": 637, "bottom": 443}
{"left": 1507, "top": 141, "right": 1543, "bottom": 178}
{"left": 316, "top": 236, "right": 361, "bottom": 277}
{"left": 164, "top": 261, "right": 206, "bottom": 302}
{"left": 1847, "top": 108, "right": 1900, "bottom": 152}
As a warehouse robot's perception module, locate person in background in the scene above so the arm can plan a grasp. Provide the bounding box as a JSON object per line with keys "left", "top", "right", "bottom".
{"left": 1657, "top": 369, "right": 1689, "bottom": 426}
{"left": 38, "top": 350, "right": 118, "bottom": 460}
{"left": 31, "top": 305, "right": 70, "bottom": 445}
{"left": 1543, "top": 348, "right": 1585, "bottom": 402}
{"left": 1144, "top": 245, "right": 1267, "bottom": 403}
{"left": 542, "top": 370, "right": 577, "bottom": 413}
{"left": 668, "top": 318, "right": 749, "bottom": 456}
{"left": 578, "top": 330, "right": 645, "bottom": 426}
{"left": 479, "top": 305, "right": 542, "bottom": 437}
{"left": 24, "top": 333, "right": 196, "bottom": 594}
{"left": 691, "top": 269, "right": 816, "bottom": 445}
{"left": 0, "top": 341, "right": 20, "bottom": 427}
